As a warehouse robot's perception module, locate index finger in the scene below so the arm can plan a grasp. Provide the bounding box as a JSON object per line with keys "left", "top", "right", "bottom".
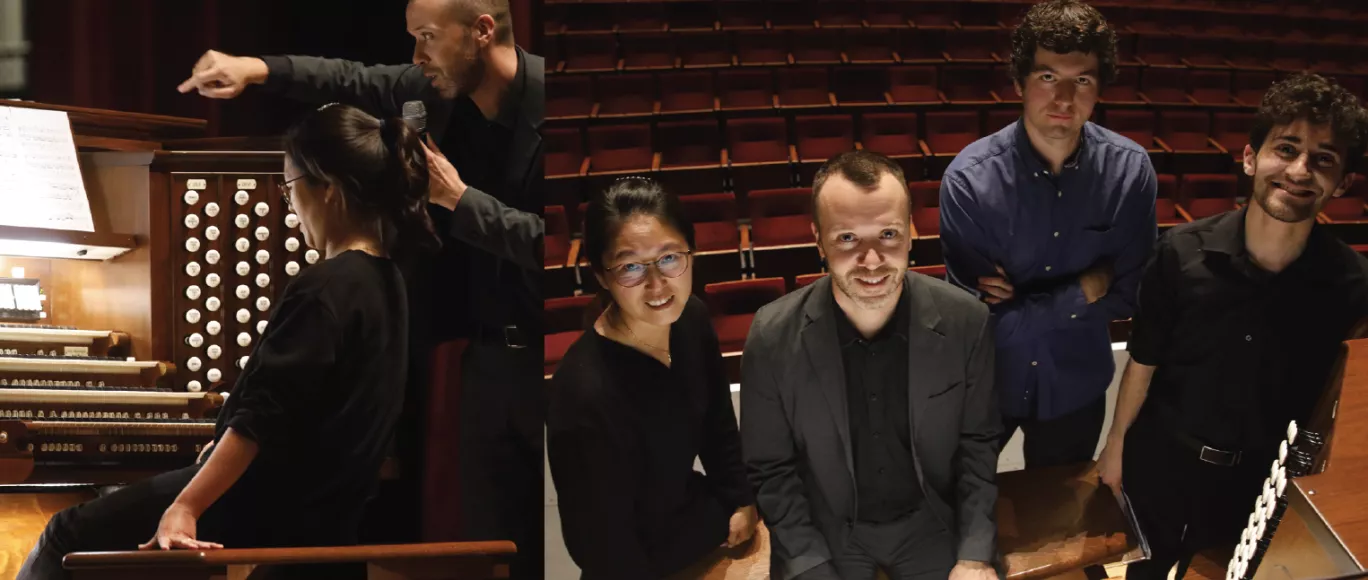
{"left": 177, "top": 69, "right": 223, "bottom": 94}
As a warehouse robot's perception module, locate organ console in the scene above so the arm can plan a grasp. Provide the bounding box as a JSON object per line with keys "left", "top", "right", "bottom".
{"left": 0, "top": 100, "right": 299, "bottom": 579}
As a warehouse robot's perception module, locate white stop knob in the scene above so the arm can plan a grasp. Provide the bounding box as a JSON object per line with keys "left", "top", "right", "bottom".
{"left": 205, "top": 273, "right": 221, "bottom": 288}
{"left": 234, "top": 190, "right": 251, "bottom": 205}
{"left": 185, "top": 262, "right": 201, "bottom": 277}
{"left": 185, "top": 309, "right": 201, "bottom": 324}
{"left": 185, "top": 238, "right": 200, "bottom": 253}
{"left": 206, "top": 320, "right": 222, "bottom": 335}
{"left": 204, "top": 202, "right": 221, "bottom": 217}
{"left": 187, "top": 380, "right": 202, "bottom": 392}
{"left": 207, "top": 368, "right": 222, "bottom": 382}
{"left": 205, "top": 249, "right": 221, "bottom": 264}
{"left": 285, "top": 261, "right": 300, "bottom": 276}
{"left": 205, "top": 225, "right": 221, "bottom": 241}
{"left": 184, "top": 214, "right": 200, "bottom": 229}
{"left": 183, "top": 190, "right": 200, "bottom": 205}
{"left": 185, "top": 285, "right": 201, "bottom": 300}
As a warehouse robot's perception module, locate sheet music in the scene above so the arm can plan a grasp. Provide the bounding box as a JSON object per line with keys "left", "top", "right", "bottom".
{"left": 0, "top": 106, "right": 95, "bottom": 232}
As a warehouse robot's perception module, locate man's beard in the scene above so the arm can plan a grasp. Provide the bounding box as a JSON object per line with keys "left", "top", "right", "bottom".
{"left": 1252, "top": 176, "right": 1321, "bottom": 224}
{"left": 832, "top": 268, "right": 902, "bottom": 310}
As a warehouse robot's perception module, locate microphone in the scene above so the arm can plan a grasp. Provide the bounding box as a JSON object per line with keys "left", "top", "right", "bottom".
{"left": 402, "top": 100, "right": 428, "bottom": 139}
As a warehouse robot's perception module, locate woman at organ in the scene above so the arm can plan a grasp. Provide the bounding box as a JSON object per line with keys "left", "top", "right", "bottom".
{"left": 18, "top": 102, "right": 440, "bottom": 579}
{"left": 547, "top": 177, "right": 758, "bottom": 579}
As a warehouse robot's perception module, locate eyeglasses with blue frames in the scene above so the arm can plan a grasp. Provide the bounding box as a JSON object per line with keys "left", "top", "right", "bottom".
{"left": 607, "top": 250, "right": 692, "bottom": 288}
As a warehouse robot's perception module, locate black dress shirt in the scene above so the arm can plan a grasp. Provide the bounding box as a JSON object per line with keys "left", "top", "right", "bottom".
{"left": 1129, "top": 207, "right": 1368, "bottom": 453}
{"left": 833, "top": 288, "right": 923, "bottom": 523}
{"left": 547, "top": 296, "right": 755, "bottom": 579}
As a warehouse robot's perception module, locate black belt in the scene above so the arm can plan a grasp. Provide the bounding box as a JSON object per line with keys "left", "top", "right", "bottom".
{"left": 1169, "top": 429, "right": 1242, "bottom": 467}
{"left": 475, "top": 325, "right": 528, "bottom": 349}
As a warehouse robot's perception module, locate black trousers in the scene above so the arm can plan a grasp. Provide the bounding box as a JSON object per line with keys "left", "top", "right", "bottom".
{"left": 16, "top": 465, "right": 362, "bottom": 580}
{"left": 999, "top": 394, "right": 1107, "bottom": 469}
{"left": 798, "top": 508, "right": 956, "bottom": 580}
{"left": 1121, "top": 416, "right": 1264, "bottom": 580}
{"left": 457, "top": 340, "right": 544, "bottom": 580}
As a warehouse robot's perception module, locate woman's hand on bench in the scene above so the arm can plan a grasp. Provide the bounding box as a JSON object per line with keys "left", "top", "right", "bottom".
{"left": 138, "top": 503, "right": 224, "bottom": 551}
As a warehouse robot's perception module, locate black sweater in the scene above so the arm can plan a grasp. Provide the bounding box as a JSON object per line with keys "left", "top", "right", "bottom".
{"left": 548, "top": 296, "right": 755, "bottom": 579}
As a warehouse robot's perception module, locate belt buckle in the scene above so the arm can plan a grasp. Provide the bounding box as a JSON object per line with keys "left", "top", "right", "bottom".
{"left": 1199, "top": 445, "right": 1239, "bottom": 466}
{"left": 503, "top": 325, "right": 527, "bottom": 349}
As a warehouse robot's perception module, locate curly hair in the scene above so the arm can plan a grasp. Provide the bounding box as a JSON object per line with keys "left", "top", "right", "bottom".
{"left": 1250, "top": 72, "right": 1368, "bottom": 173}
{"left": 1008, "top": 0, "right": 1118, "bottom": 86}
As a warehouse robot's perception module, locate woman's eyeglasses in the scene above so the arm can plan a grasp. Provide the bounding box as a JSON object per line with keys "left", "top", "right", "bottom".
{"left": 608, "top": 251, "right": 692, "bottom": 288}
{"left": 278, "top": 175, "right": 304, "bottom": 212}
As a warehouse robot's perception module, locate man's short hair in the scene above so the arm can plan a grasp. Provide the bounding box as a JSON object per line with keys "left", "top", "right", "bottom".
{"left": 1250, "top": 72, "right": 1368, "bottom": 174}
{"left": 810, "top": 151, "right": 910, "bottom": 229}
{"left": 443, "top": 0, "right": 515, "bottom": 45}
{"left": 1008, "top": 0, "right": 1117, "bottom": 86}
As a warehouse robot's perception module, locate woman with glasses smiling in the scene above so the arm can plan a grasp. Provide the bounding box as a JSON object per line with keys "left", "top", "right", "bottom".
{"left": 18, "top": 103, "right": 438, "bottom": 580}
{"left": 547, "top": 177, "right": 758, "bottom": 579}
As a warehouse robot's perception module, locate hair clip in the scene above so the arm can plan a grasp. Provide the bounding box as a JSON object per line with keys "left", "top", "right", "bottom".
{"left": 613, "top": 175, "right": 651, "bottom": 183}
{"left": 317, "top": 102, "right": 342, "bottom": 111}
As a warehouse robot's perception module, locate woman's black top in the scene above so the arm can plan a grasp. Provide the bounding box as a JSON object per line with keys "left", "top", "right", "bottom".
{"left": 212, "top": 249, "right": 409, "bottom": 543}
{"left": 548, "top": 296, "right": 755, "bottom": 580}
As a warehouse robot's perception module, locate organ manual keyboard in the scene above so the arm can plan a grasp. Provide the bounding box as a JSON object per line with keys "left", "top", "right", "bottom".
{"left": 0, "top": 100, "right": 304, "bottom": 580}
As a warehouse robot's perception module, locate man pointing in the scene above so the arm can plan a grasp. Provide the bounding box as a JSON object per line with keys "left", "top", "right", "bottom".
{"left": 178, "top": 1, "right": 544, "bottom": 579}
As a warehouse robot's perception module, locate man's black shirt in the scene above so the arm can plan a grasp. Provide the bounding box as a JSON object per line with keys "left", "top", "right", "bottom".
{"left": 833, "top": 285, "right": 923, "bottom": 523}
{"left": 1128, "top": 206, "right": 1368, "bottom": 452}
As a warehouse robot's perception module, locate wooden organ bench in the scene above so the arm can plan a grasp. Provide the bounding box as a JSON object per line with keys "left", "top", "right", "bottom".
{"left": 59, "top": 541, "right": 516, "bottom": 580}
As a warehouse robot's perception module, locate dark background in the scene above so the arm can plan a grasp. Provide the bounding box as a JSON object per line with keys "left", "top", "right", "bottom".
{"left": 21, "top": 0, "right": 538, "bottom": 137}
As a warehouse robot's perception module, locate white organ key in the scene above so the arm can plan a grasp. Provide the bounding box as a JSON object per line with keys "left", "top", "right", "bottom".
{"left": 205, "top": 296, "right": 222, "bottom": 312}
{"left": 285, "top": 213, "right": 300, "bottom": 229}
{"left": 235, "top": 214, "right": 250, "bottom": 229}
{"left": 1271, "top": 460, "right": 1280, "bottom": 482}
{"left": 185, "top": 309, "right": 201, "bottom": 324}
{"left": 184, "top": 190, "right": 200, "bottom": 205}
{"left": 1276, "top": 471, "right": 1287, "bottom": 496}
{"left": 237, "top": 355, "right": 250, "bottom": 369}
{"left": 255, "top": 273, "right": 270, "bottom": 288}
{"left": 236, "top": 262, "right": 251, "bottom": 277}
{"left": 185, "top": 237, "right": 201, "bottom": 253}
{"left": 257, "top": 320, "right": 268, "bottom": 334}
{"left": 1279, "top": 440, "right": 1288, "bottom": 465}
{"left": 205, "top": 225, "right": 221, "bottom": 241}
{"left": 285, "top": 261, "right": 301, "bottom": 276}
{"left": 206, "top": 320, "right": 222, "bottom": 336}
{"left": 187, "top": 356, "right": 202, "bottom": 371}
{"left": 255, "top": 226, "right": 270, "bottom": 241}
{"left": 185, "top": 285, "right": 202, "bottom": 300}
{"left": 205, "top": 202, "right": 221, "bottom": 217}
{"left": 186, "top": 333, "right": 204, "bottom": 348}
{"left": 207, "top": 344, "right": 222, "bottom": 360}
{"left": 234, "top": 190, "right": 251, "bottom": 205}
{"left": 236, "top": 285, "right": 251, "bottom": 300}
{"left": 1288, "top": 420, "right": 1298, "bottom": 445}
{"left": 235, "top": 238, "right": 251, "bottom": 253}
{"left": 305, "top": 249, "right": 320, "bottom": 264}
{"left": 206, "top": 273, "right": 222, "bottom": 288}
{"left": 207, "top": 368, "right": 222, "bottom": 382}
{"left": 185, "top": 262, "right": 201, "bottom": 277}
{"left": 255, "top": 249, "right": 271, "bottom": 264}
{"left": 285, "top": 237, "right": 300, "bottom": 252}
{"left": 237, "top": 332, "right": 252, "bottom": 347}
{"left": 236, "top": 309, "right": 251, "bottom": 324}
{"left": 256, "top": 297, "right": 271, "bottom": 312}
{"left": 187, "top": 380, "right": 202, "bottom": 392}
{"left": 254, "top": 201, "right": 270, "bottom": 217}
{"left": 184, "top": 214, "right": 200, "bottom": 229}
{"left": 205, "top": 249, "right": 221, "bottom": 265}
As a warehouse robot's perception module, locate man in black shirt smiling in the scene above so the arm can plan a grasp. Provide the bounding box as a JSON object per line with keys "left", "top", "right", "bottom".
{"left": 1097, "top": 72, "right": 1368, "bottom": 580}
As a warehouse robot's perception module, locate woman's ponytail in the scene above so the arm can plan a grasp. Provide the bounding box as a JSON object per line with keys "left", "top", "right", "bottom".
{"left": 377, "top": 116, "right": 442, "bottom": 258}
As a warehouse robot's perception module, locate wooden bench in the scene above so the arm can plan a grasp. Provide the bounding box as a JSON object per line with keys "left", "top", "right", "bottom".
{"left": 61, "top": 541, "right": 516, "bottom": 580}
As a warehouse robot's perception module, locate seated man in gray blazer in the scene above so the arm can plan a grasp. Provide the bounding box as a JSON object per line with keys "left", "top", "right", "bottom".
{"left": 741, "top": 151, "right": 1002, "bottom": 580}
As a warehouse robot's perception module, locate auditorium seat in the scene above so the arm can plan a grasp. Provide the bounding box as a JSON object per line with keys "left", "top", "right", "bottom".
{"left": 657, "top": 120, "right": 726, "bottom": 195}
{"left": 718, "top": 1, "right": 768, "bottom": 31}
{"left": 681, "top": 193, "right": 748, "bottom": 285}
{"left": 912, "top": 205, "right": 940, "bottom": 239}
{"left": 547, "top": 75, "right": 594, "bottom": 120}
{"left": 944, "top": 28, "right": 1005, "bottom": 64}
{"left": 704, "top": 277, "right": 788, "bottom": 354}
{"left": 1138, "top": 67, "right": 1191, "bottom": 106}
{"left": 768, "top": 0, "right": 817, "bottom": 30}
{"left": 924, "top": 111, "right": 981, "bottom": 160}
{"left": 1269, "top": 41, "right": 1313, "bottom": 74}
{"left": 832, "top": 66, "right": 892, "bottom": 107}
{"left": 795, "top": 114, "right": 856, "bottom": 183}
{"left": 893, "top": 29, "right": 946, "bottom": 65}
{"left": 992, "top": 66, "right": 1021, "bottom": 104}
{"left": 587, "top": 124, "right": 655, "bottom": 180}
{"left": 1320, "top": 175, "right": 1368, "bottom": 224}
{"left": 665, "top": 1, "right": 717, "bottom": 32}
{"left": 909, "top": 180, "right": 941, "bottom": 212}
{"left": 544, "top": 205, "right": 573, "bottom": 271}
{"left": 1225, "top": 39, "right": 1274, "bottom": 72}
{"left": 846, "top": 29, "right": 898, "bottom": 65}
{"left": 659, "top": 71, "right": 716, "bottom": 114}
{"left": 595, "top": 73, "right": 657, "bottom": 118}
{"left": 777, "top": 67, "right": 836, "bottom": 109}
{"left": 1103, "top": 110, "right": 1169, "bottom": 155}
{"left": 562, "top": 3, "right": 613, "bottom": 34}
{"left": 718, "top": 69, "right": 777, "bottom": 111}
{"left": 1135, "top": 33, "right": 1185, "bottom": 68}
{"left": 791, "top": 29, "right": 846, "bottom": 65}
{"left": 1157, "top": 111, "right": 1219, "bottom": 153}
{"left": 1155, "top": 174, "right": 1191, "bottom": 227}
{"left": 865, "top": 0, "right": 912, "bottom": 29}
{"left": 859, "top": 112, "right": 925, "bottom": 178}
{"left": 620, "top": 33, "right": 677, "bottom": 71}
{"left": 942, "top": 66, "right": 999, "bottom": 105}
{"left": 1180, "top": 174, "right": 1239, "bottom": 220}
{"left": 907, "top": 1, "right": 957, "bottom": 29}
{"left": 562, "top": 34, "right": 619, "bottom": 73}
{"left": 1212, "top": 112, "right": 1254, "bottom": 162}
{"left": 735, "top": 30, "right": 790, "bottom": 67}
{"left": 887, "top": 66, "right": 945, "bottom": 105}
{"left": 795, "top": 272, "right": 827, "bottom": 289}
{"left": 546, "top": 127, "right": 588, "bottom": 205}
{"left": 1182, "top": 37, "right": 1233, "bottom": 70}
{"left": 747, "top": 187, "right": 813, "bottom": 249}
{"left": 1234, "top": 71, "right": 1277, "bottom": 106}
{"left": 1101, "top": 66, "right": 1145, "bottom": 106}
{"left": 678, "top": 31, "right": 733, "bottom": 69}
{"left": 726, "top": 118, "right": 793, "bottom": 195}
{"left": 615, "top": 2, "right": 668, "bottom": 33}
{"left": 1189, "top": 70, "right": 1239, "bottom": 107}
{"left": 816, "top": 0, "right": 863, "bottom": 29}
{"left": 545, "top": 295, "right": 594, "bottom": 336}
{"left": 987, "top": 110, "right": 1019, "bottom": 134}
{"left": 911, "top": 264, "right": 947, "bottom": 280}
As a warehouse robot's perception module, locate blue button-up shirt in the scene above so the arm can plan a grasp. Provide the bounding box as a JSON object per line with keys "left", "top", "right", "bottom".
{"left": 939, "top": 118, "right": 1157, "bottom": 421}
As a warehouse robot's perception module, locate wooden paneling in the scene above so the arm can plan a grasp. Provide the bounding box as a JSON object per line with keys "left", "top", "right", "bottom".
{"left": 0, "top": 490, "right": 98, "bottom": 580}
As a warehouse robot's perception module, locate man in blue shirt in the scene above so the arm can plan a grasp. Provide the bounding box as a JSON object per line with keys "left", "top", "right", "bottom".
{"left": 939, "top": 0, "right": 1157, "bottom": 468}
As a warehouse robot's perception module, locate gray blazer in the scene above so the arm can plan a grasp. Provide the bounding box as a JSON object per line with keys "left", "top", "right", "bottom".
{"left": 740, "top": 272, "right": 1002, "bottom": 579}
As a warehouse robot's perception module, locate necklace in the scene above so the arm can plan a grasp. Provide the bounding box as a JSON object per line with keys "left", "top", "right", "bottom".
{"left": 614, "top": 307, "right": 671, "bottom": 364}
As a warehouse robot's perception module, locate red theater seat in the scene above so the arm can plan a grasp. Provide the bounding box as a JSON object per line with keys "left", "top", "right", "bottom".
{"left": 718, "top": 1, "right": 767, "bottom": 31}
{"left": 888, "top": 66, "right": 944, "bottom": 105}
{"left": 562, "top": 35, "right": 619, "bottom": 73}
{"left": 615, "top": 2, "right": 667, "bottom": 33}
{"left": 748, "top": 187, "right": 813, "bottom": 249}
{"left": 659, "top": 71, "right": 716, "bottom": 114}
{"left": 1101, "top": 67, "right": 1145, "bottom": 106}
{"left": 1138, "top": 67, "right": 1190, "bottom": 106}
{"left": 735, "top": 30, "right": 790, "bottom": 67}
{"left": 791, "top": 29, "right": 846, "bottom": 65}
{"left": 777, "top": 68, "right": 836, "bottom": 109}
{"left": 894, "top": 29, "right": 945, "bottom": 65}
{"left": 1135, "top": 34, "right": 1185, "bottom": 68}
{"left": 665, "top": 2, "right": 716, "bottom": 32}
{"left": 1213, "top": 112, "right": 1254, "bottom": 161}
{"left": 1179, "top": 174, "right": 1239, "bottom": 220}
{"left": 544, "top": 295, "right": 594, "bottom": 376}
{"left": 547, "top": 75, "right": 594, "bottom": 120}
{"left": 1157, "top": 111, "right": 1222, "bottom": 155}
{"left": 1189, "top": 70, "right": 1238, "bottom": 107}
{"left": 944, "top": 29, "right": 1004, "bottom": 64}
{"left": 911, "top": 264, "right": 947, "bottom": 279}
{"left": 1155, "top": 175, "right": 1190, "bottom": 226}
{"left": 795, "top": 272, "right": 827, "bottom": 289}
{"left": 595, "top": 74, "right": 657, "bottom": 118}
{"left": 545, "top": 330, "right": 582, "bottom": 376}
{"left": 718, "top": 69, "right": 777, "bottom": 111}
{"left": 865, "top": 0, "right": 912, "bottom": 29}
{"left": 909, "top": 180, "right": 941, "bottom": 211}
{"left": 1104, "top": 110, "right": 1166, "bottom": 154}
{"left": 726, "top": 118, "right": 793, "bottom": 195}
{"left": 913, "top": 206, "right": 940, "bottom": 238}
{"left": 1321, "top": 174, "right": 1368, "bottom": 223}
{"left": 924, "top": 111, "right": 981, "bottom": 158}
{"left": 846, "top": 29, "right": 898, "bottom": 65}
{"left": 1234, "top": 71, "right": 1277, "bottom": 106}
{"left": 657, "top": 120, "right": 725, "bottom": 195}
{"left": 859, "top": 112, "right": 925, "bottom": 177}
{"left": 816, "top": 0, "right": 863, "bottom": 28}
{"left": 705, "top": 277, "right": 788, "bottom": 353}
{"left": 678, "top": 31, "right": 732, "bottom": 69}
{"left": 546, "top": 128, "right": 587, "bottom": 180}
{"left": 587, "top": 124, "right": 654, "bottom": 177}
{"left": 545, "top": 205, "right": 573, "bottom": 270}
{"left": 620, "top": 33, "right": 677, "bottom": 71}
{"left": 680, "top": 193, "right": 742, "bottom": 253}
{"left": 941, "top": 66, "right": 998, "bottom": 105}
{"left": 832, "top": 67, "right": 891, "bottom": 107}
{"left": 1182, "top": 37, "right": 1232, "bottom": 70}
{"left": 795, "top": 114, "right": 856, "bottom": 167}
